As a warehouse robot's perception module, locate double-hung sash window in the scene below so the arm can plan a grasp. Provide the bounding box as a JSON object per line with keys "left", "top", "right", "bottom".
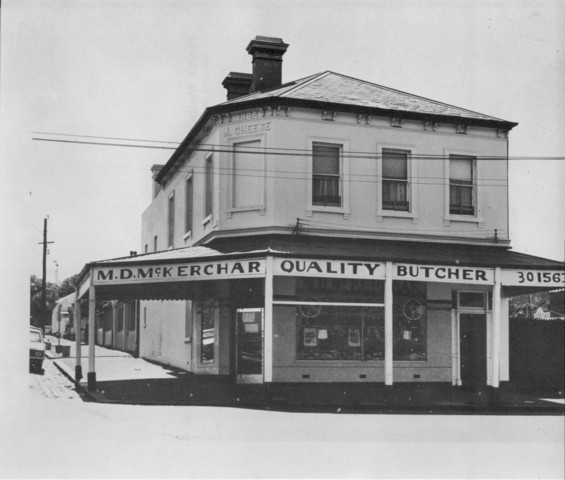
{"left": 382, "top": 149, "right": 409, "bottom": 211}
{"left": 449, "top": 155, "right": 475, "bottom": 216}
{"left": 205, "top": 155, "right": 213, "bottom": 219}
{"left": 167, "top": 192, "right": 175, "bottom": 248}
{"left": 185, "top": 176, "right": 193, "bottom": 234}
{"left": 312, "top": 143, "right": 341, "bottom": 207}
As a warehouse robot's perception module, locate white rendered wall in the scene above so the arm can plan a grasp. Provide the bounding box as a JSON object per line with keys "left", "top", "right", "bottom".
{"left": 139, "top": 300, "right": 192, "bottom": 371}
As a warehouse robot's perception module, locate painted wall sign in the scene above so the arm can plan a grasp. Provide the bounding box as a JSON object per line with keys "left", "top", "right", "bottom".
{"left": 224, "top": 121, "right": 271, "bottom": 138}
{"left": 393, "top": 264, "right": 494, "bottom": 284}
{"left": 93, "top": 259, "right": 266, "bottom": 285}
{"left": 501, "top": 269, "right": 565, "bottom": 288}
{"left": 273, "top": 258, "right": 385, "bottom": 279}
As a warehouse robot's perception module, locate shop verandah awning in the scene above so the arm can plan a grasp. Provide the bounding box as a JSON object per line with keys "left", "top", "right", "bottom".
{"left": 75, "top": 235, "right": 565, "bottom": 300}
{"left": 72, "top": 235, "right": 564, "bottom": 391}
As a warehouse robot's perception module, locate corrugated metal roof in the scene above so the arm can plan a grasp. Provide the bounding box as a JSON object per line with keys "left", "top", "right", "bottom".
{"left": 219, "top": 71, "right": 510, "bottom": 123}
{"left": 85, "top": 236, "right": 564, "bottom": 270}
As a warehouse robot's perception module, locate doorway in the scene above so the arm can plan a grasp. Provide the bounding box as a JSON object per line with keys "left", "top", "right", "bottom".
{"left": 459, "top": 313, "right": 487, "bottom": 390}
{"left": 236, "top": 308, "right": 264, "bottom": 383}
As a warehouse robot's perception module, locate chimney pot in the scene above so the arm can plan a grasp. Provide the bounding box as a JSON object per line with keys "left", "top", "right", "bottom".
{"left": 246, "top": 36, "right": 289, "bottom": 93}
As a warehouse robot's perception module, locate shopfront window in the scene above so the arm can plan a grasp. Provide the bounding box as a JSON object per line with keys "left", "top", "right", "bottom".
{"left": 297, "top": 306, "right": 384, "bottom": 361}
{"left": 274, "top": 277, "right": 385, "bottom": 362}
{"left": 393, "top": 281, "right": 427, "bottom": 361}
{"left": 200, "top": 300, "right": 215, "bottom": 363}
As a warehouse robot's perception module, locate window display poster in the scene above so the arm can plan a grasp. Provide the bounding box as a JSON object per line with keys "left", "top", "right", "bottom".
{"left": 317, "top": 328, "right": 328, "bottom": 340}
{"left": 242, "top": 311, "right": 256, "bottom": 323}
{"left": 348, "top": 328, "right": 361, "bottom": 347}
{"left": 244, "top": 323, "right": 259, "bottom": 333}
{"left": 304, "top": 328, "right": 318, "bottom": 346}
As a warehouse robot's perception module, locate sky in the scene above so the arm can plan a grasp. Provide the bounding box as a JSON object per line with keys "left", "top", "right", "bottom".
{"left": 1, "top": 0, "right": 564, "bottom": 289}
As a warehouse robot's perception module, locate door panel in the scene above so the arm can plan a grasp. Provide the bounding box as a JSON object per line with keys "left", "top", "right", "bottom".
{"left": 459, "top": 313, "right": 487, "bottom": 390}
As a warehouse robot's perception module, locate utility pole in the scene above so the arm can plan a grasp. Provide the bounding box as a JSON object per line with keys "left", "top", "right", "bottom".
{"left": 54, "top": 261, "right": 59, "bottom": 285}
{"left": 38, "top": 216, "right": 54, "bottom": 330}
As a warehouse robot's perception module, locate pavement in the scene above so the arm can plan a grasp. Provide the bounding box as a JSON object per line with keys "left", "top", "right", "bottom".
{"left": 44, "top": 336, "right": 565, "bottom": 414}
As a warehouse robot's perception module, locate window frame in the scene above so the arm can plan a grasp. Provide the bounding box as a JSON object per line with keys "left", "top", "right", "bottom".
{"left": 203, "top": 153, "right": 214, "bottom": 225}
{"left": 167, "top": 191, "right": 175, "bottom": 249}
{"left": 382, "top": 148, "right": 410, "bottom": 212}
{"left": 306, "top": 137, "right": 350, "bottom": 218}
{"left": 227, "top": 136, "right": 267, "bottom": 215}
{"left": 376, "top": 142, "right": 418, "bottom": 221}
{"left": 444, "top": 150, "right": 484, "bottom": 225}
{"left": 184, "top": 173, "right": 193, "bottom": 239}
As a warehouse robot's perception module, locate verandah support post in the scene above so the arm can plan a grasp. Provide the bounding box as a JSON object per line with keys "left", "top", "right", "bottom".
{"left": 491, "top": 267, "right": 502, "bottom": 389}
{"left": 74, "top": 286, "right": 82, "bottom": 383}
{"left": 87, "top": 279, "right": 96, "bottom": 391}
{"left": 384, "top": 261, "right": 393, "bottom": 386}
{"left": 264, "top": 256, "right": 274, "bottom": 383}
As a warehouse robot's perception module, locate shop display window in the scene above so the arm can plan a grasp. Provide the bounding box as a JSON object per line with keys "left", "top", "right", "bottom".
{"left": 393, "top": 281, "right": 427, "bottom": 361}
{"left": 200, "top": 300, "right": 216, "bottom": 363}
{"left": 297, "top": 306, "right": 385, "bottom": 361}
{"left": 274, "top": 276, "right": 385, "bottom": 361}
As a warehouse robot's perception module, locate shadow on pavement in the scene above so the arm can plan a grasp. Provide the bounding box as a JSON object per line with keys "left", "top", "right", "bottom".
{"left": 77, "top": 372, "right": 565, "bottom": 415}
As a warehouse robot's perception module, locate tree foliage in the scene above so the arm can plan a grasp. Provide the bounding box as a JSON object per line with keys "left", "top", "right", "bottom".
{"left": 30, "top": 274, "right": 80, "bottom": 327}
{"left": 58, "top": 274, "right": 79, "bottom": 298}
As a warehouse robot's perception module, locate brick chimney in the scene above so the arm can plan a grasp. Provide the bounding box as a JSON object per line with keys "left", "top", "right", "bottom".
{"left": 222, "top": 72, "right": 253, "bottom": 100}
{"left": 246, "top": 36, "right": 289, "bottom": 93}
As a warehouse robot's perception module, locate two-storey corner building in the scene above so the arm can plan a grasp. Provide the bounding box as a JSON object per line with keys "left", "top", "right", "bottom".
{"left": 76, "top": 36, "right": 564, "bottom": 394}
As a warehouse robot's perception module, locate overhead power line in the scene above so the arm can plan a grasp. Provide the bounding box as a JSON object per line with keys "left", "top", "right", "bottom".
{"left": 31, "top": 133, "right": 565, "bottom": 160}
{"left": 31, "top": 131, "right": 181, "bottom": 145}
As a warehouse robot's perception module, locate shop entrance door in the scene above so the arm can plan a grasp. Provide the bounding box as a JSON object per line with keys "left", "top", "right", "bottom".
{"left": 459, "top": 313, "right": 487, "bottom": 390}
{"left": 236, "top": 308, "right": 264, "bottom": 383}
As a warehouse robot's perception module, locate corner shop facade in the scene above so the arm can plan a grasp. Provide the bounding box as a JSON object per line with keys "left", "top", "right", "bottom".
{"left": 75, "top": 238, "right": 564, "bottom": 390}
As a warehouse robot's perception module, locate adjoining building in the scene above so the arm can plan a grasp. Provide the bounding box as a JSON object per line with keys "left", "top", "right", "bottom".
{"left": 75, "top": 36, "right": 564, "bottom": 394}
{"left": 51, "top": 292, "right": 76, "bottom": 338}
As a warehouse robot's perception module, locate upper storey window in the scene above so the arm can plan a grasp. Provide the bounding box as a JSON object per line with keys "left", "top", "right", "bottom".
{"left": 232, "top": 140, "right": 264, "bottom": 210}
{"left": 449, "top": 155, "right": 475, "bottom": 216}
{"left": 376, "top": 143, "right": 417, "bottom": 222}
{"left": 312, "top": 142, "right": 342, "bottom": 207}
{"left": 205, "top": 155, "right": 213, "bottom": 220}
{"left": 382, "top": 149, "right": 409, "bottom": 212}
{"left": 185, "top": 174, "right": 193, "bottom": 236}
{"left": 167, "top": 192, "right": 175, "bottom": 248}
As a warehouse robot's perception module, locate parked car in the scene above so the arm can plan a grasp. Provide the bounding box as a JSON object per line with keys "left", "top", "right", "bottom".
{"left": 30, "top": 326, "right": 45, "bottom": 372}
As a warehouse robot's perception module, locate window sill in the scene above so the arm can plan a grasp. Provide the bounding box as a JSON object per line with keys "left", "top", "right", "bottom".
{"left": 184, "top": 337, "right": 191, "bottom": 343}
{"left": 183, "top": 231, "right": 192, "bottom": 242}
{"left": 306, "top": 205, "right": 350, "bottom": 219}
{"left": 444, "top": 214, "right": 484, "bottom": 226}
{"left": 377, "top": 210, "right": 419, "bottom": 223}
{"left": 227, "top": 206, "right": 266, "bottom": 217}
{"left": 202, "top": 215, "right": 212, "bottom": 227}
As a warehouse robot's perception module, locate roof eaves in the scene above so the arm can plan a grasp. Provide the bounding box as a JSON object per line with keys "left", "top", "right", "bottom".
{"left": 206, "top": 96, "right": 518, "bottom": 129}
